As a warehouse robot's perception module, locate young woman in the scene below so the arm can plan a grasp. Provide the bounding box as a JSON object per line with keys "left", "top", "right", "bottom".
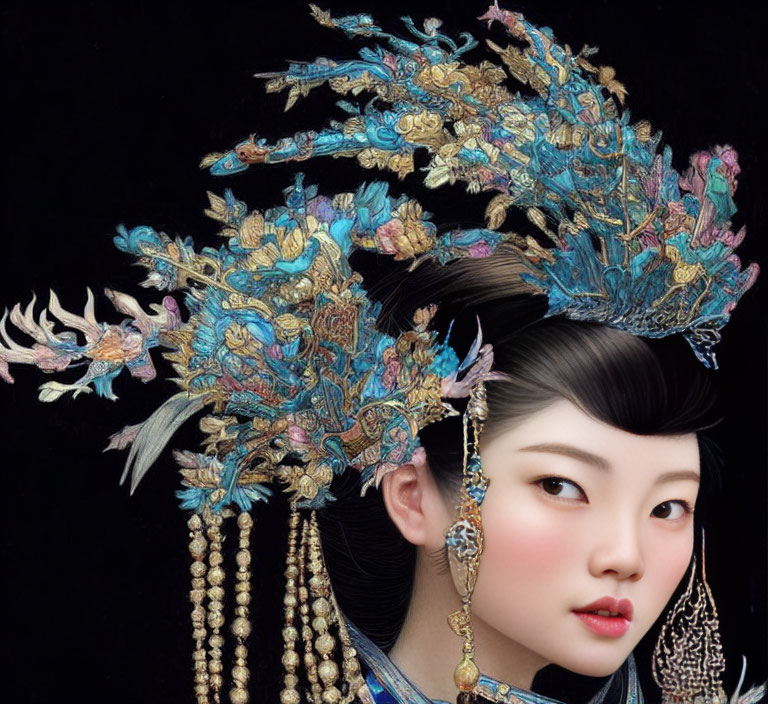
{"left": 316, "top": 252, "right": 734, "bottom": 702}
{"left": 1, "top": 2, "right": 764, "bottom": 704}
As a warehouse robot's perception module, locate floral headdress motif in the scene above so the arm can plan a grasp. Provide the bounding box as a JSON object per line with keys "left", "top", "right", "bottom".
{"left": 0, "top": 174, "right": 501, "bottom": 509}
{"left": 207, "top": 2, "right": 758, "bottom": 369}
{"left": 0, "top": 4, "right": 756, "bottom": 509}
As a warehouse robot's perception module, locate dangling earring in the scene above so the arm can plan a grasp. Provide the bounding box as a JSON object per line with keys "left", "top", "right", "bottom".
{"left": 445, "top": 382, "right": 490, "bottom": 703}
{"left": 652, "top": 531, "right": 727, "bottom": 704}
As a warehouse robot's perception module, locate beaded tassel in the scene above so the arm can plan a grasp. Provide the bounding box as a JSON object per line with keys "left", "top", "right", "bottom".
{"left": 328, "top": 589, "right": 365, "bottom": 704}
{"left": 299, "top": 518, "right": 323, "bottom": 703}
{"left": 188, "top": 514, "right": 211, "bottom": 704}
{"left": 205, "top": 512, "right": 226, "bottom": 704}
{"left": 308, "top": 511, "right": 342, "bottom": 704}
{"left": 279, "top": 509, "right": 366, "bottom": 704}
{"left": 230, "top": 511, "right": 254, "bottom": 704}
{"left": 280, "top": 508, "right": 301, "bottom": 704}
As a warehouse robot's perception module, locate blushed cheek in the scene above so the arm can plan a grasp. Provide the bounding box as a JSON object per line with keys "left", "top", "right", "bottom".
{"left": 649, "top": 532, "right": 694, "bottom": 611}
{"left": 490, "top": 523, "right": 568, "bottom": 571}
{"left": 476, "top": 504, "right": 580, "bottom": 598}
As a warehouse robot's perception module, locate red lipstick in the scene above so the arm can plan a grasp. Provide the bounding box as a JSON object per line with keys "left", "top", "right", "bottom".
{"left": 572, "top": 597, "right": 633, "bottom": 637}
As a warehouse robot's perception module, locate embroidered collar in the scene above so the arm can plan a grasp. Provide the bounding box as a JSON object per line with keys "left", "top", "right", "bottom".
{"left": 347, "top": 621, "right": 568, "bottom": 704}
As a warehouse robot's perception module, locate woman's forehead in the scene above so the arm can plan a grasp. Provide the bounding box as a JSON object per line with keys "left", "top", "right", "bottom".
{"left": 483, "top": 399, "right": 701, "bottom": 474}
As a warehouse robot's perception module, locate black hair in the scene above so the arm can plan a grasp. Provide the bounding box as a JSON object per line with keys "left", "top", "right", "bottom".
{"left": 319, "top": 247, "right": 719, "bottom": 653}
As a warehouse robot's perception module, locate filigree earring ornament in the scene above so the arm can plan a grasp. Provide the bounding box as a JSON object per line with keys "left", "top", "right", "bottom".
{"left": 652, "top": 533, "right": 727, "bottom": 704}
{"left": 445, "top": 382, "right": 491, "bottom": 702}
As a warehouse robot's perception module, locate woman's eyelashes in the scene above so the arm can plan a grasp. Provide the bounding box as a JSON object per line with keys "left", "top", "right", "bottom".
{"left": 651, "top": 500, "right": 693, "bottom": 520}
{"left": 532, "top": 477, "right": 694, "bottom": 520}
{"left": 535, "top": 476, "right": 587, "bottom": 502}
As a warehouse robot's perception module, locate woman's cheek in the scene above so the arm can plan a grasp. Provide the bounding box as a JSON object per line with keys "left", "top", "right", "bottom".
{"left": 473, "top": 495, "right": 583, "bottom": 612}
{"left": 485, "top": 485, "right": 583, "bottom": 561}
{"left": 645, "top": 526, "right": 694, "bottom": 616}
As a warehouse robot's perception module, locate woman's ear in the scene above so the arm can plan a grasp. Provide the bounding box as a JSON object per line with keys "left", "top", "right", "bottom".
{"left": 381, "top": 459, "right": 450, "bottom": 548}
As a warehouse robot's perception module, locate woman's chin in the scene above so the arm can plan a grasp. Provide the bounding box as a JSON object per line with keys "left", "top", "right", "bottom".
{"left": 553, "top": 651, "right": 631, "bottom": 679}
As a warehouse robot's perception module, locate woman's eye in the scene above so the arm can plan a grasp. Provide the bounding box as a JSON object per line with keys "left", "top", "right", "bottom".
{"left": 537, "top": 477, "right": 585, "bottom": 501}
{"left": 651, "top": 501, "right": 691, "bottom": 520}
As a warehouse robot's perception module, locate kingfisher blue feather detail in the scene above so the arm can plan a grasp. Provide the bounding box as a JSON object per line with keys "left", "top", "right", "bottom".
{"left": 0, "top": 173, "right": 501, "bottom": 511}
{"left": 0, "top": 4, "right": 758, "bottom": 516}
{"left": 204, "top": 4, "right": 758, "bottom": 369}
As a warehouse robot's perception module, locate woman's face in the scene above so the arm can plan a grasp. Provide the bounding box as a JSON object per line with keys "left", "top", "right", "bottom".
{"left": 463, "top": 399, "right": 699, "bottom": 677}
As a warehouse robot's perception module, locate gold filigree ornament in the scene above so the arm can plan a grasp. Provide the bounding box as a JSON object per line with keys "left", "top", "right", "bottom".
{"left": 652, "top": 534, "right": 727, "bottom": 704}
{"left": 238, "top": 211, "right": 265, "bottom": 249}
{"left": 396, "top": 110, "right": 447, "bottom": 149}
{"left": 277, "top": 459, "right": 334, "bottom": 503}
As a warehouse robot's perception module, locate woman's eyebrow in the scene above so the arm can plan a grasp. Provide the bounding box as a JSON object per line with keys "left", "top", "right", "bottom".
{"left": 517, "top": 443, "right": 611, "bottom": 470}
{"left": 655, "top": 470, "right": 700, "bottom": 485}
{"left": 517, "top": 444, "right": 700, "bottom": 484}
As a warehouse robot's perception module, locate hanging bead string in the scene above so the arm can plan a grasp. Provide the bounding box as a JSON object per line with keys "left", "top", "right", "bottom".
{"left": 328, "top": 588, "right": 365, "bottom": 703}
{"left": 464, "top": 384, "right": 488, "bottom": 704}
{"left": 278, "top": 508, "right": 366, "bottom": 704}
{"left": 455, "top": 428, "right": 479, "bottom": 703}
{"left": 205, "top": 511, "right": 226, "bottom": 704}
{"left": 229, "top": 511, "right": 254, "bottom": 704}
{"left": 299, "top": 517, "right": 323, "bottom": 703}
{"left": 308, "top": 510, "right": 342, "bottom": 704}
{"left": 280, "top": 508, "right": 301, "bottom": 704}
{"left": 188, "top": 514, "right": 211, "bottom": 704}
{"left": 191, "top": 505, "right": 368, "bottom": 703}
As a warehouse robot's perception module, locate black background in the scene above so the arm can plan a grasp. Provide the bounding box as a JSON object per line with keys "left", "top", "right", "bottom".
{"left": 0, "top": 1, "right": 765, "bottom": 702}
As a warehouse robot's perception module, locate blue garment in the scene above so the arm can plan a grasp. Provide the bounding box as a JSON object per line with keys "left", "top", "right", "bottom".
{"left": 346, "top": 621, "right": 644, "bottom": 704}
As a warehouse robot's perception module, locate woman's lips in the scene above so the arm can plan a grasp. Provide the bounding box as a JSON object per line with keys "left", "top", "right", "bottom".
{"left": 572, "top": 597, "right": 633, "bottom": 637}
{"left": 573, "top": 612, "right": 631, "bottom": 637}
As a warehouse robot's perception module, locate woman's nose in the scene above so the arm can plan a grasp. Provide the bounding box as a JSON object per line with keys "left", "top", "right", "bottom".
{"left": 587, "top": 520, "right": 645, "bottom": 581}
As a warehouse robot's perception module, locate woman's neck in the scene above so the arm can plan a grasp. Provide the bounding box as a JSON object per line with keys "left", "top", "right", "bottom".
{"left": 387, "top": 550, "right": 548, "bottom": 702}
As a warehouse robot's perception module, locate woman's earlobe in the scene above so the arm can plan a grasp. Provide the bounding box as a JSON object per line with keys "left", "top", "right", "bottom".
{"left": 381, "top": 463, "right": 430, "bottom": 546}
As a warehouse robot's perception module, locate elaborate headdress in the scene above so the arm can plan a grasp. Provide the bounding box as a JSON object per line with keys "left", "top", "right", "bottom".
{"left": 0, "top": 5, "right": 761, "bottom": 704}
{"left": 206, "top": 3, "right": 757, "bottom": 369}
